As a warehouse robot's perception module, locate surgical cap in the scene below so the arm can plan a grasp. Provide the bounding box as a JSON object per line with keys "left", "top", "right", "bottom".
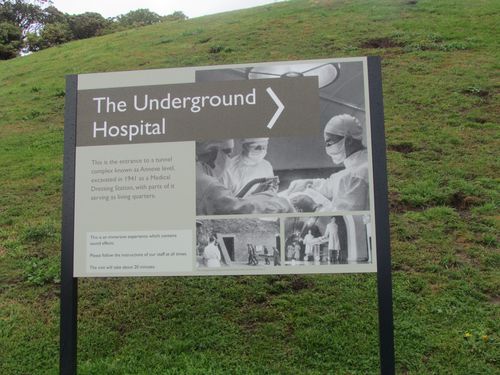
{"left": 197, "top": 140, "right": 222, "bottom": 154}
{"left": 240, "top": 138, "right": 269, "bottom": 145}
{"left": 324, "top": 114, "right": 364, "bottom": 142}
{"left": 220, "top": 139, "right": 234, "bottom": 149}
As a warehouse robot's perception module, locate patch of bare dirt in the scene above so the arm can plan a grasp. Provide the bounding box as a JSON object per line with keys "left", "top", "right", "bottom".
{"left": 461, "top": 87, "right": 491, "bottom": 99}
{"left": 388, "top": 191, "right": 418, "bottom": 213}
{"left": 489, "top": 295, "right": 500, "bottom": 305}
{"left": 388, "top": 142, "right": 418, "bottom": 154}
{"left": 448, "top": 192, "right": 483, "bottom": 211}
{"left": 290, "top": 276, "right": 314, "bottom": 291}
{"left": 360, "top": 37, "right": 405, "bottom": 49}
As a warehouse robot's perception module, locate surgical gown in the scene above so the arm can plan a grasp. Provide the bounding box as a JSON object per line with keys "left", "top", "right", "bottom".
{"left": 309, "top": 150, "right": 369, "bottom": 211}
{"left": 324, "top": 222, "right": 340, "bottom": 250}
{"left": 303, "top": 233, "right": 315, "bottom": 256}
{"left": 203, "top": 243, "right": 221, "bottom": 267}
{"left": 220, "top": 155, "right": 274, "bottom": 196}
{"left": 196, "top": 162, "right": 293, "bottom": 215}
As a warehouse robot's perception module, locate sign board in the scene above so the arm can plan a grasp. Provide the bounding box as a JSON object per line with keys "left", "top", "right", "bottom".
{"left": 67, "top": 57, "right": 384, "bottom": 277}
{"left": 61, "top": 57, "right": 394, "bottom": 374}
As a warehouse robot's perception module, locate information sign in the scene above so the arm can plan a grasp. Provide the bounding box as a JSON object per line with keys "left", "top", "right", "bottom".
{"left": 70, "top": 57, "right": 383, "bottom": 277}
{"left": 61, "top": 57, "right": 394, "bottom": 374}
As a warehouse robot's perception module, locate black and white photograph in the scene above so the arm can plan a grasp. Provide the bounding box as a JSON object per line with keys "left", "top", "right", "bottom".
{"left": 195, "top": 60, "right": 371, "bottom": 216}
{"left": 196, "top": 218, "right": 281, "bottom": 269}
{"left": 284, "top": 215, "right": 372, "bottom": 266}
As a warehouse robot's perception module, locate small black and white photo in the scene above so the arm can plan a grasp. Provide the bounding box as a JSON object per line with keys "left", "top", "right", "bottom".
{"left": 195, "top": 60, "right": 370, "bottom": 216}
{"left": 196, "top": 218, "right": 281, "bottom": 269}
{"left": 284, "top": 215, "right": 372, "bottom": 266}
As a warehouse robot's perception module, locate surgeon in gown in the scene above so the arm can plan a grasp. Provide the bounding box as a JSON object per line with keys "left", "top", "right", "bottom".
{"left": 303, "top": 230, "right": 315, "bottom": 261}
{"left": 221, "top": 138, "right": 275, "bottom": 196}
{"left": 285, "top": 114, "right": 369, "bottom": 211}
{"left": 196, "top": 140, "right": 293, "bottom": 215}
{"left": 322, "top": 217, "right": 341, "bottom": 264}
{"left": 203, "top": 236, "right": 221, "bottom": 267}
{"left": 196, "top": 139, "right": 234, "bottom": 179}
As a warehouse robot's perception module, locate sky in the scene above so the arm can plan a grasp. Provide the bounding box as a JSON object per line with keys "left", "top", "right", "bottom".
{"left": 50, "top": 0, "right": 281, "bottom": 19}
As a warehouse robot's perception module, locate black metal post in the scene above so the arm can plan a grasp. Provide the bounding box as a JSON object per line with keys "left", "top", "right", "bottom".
{"left": 367, "top": 56, "right": 395, "bottom": 375}
{"left": 60, "top": 75, "right": 78, "bottom": 375}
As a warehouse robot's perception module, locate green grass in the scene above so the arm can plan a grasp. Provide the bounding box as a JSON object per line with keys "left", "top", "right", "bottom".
{"left": 1, "top": 0, "right": 499, "bottom": 373}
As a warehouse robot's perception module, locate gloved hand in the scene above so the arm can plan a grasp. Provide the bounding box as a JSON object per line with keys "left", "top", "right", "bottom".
{"left": 252, "top": 178, "right": 278, "bottom": 194}
{"left": 284, "top": 179, "right": 314, "bottom": 195}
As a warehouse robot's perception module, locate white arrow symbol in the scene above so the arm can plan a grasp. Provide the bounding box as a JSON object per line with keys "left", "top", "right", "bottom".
{"left": 266, "top": 87, "right": 284, "bottom": 129}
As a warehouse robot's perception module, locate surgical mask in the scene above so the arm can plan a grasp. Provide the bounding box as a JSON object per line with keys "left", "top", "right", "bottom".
{"left": 247, "top": 149, "right": 266, "bottom": 162}
{"left": 212, "top": 149, "right": 230, "bottom": 177}
{"left": 325, "top": 138, "right": 346, "bottom": 165}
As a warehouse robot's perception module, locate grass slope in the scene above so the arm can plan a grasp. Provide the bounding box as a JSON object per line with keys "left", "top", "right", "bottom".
{"left": 0, "top": 0, "right": 498, "bottom": 373}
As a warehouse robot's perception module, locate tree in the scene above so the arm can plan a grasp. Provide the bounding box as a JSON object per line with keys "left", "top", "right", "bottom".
{"left": 0, "top": 0, "right": 45, "bottom": 35}
{"left": 27, "top": 21, "right": 72, "bottom": 50}
{"left": 67, "top": 12, "right": 110, "bottom": 40}
{"left": 42, "top": 5, "right": 66, "bottom": 25}
{"left": 24, "top": 5, "right": 71, "bottom": 51}
{"left": 164, "top": 11, "right": 188, "bottom": 21}
{"left": 1, "top": 1, "right": 189, "bottom": 57}
{"left": 0, "top": 0, "right": 50, "bottom": 57}
{"left": 0, "top": 21, "right": 22, "bottom": 58}
{"left": 41, "top": 21, "right": 71, "bottom": 43}
{"left": 117, "top": 8, "right": 161, "bottom": 27}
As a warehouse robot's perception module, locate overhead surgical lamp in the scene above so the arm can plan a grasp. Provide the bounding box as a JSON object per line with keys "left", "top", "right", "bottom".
{"left": 248, "top": 63, "right": 340, "bottom": 88}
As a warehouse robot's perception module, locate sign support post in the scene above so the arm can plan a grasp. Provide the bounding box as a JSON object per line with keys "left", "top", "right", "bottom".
{"left": 368, "top": 56, "right": 395, "bottom": 375}
{"left": 60, "top": 75, "right": 78, "bottom": 375}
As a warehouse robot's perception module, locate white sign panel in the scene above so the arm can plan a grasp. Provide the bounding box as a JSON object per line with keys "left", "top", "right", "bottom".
{"left": 72, "top": 57, "right": 378, "bottom": 277}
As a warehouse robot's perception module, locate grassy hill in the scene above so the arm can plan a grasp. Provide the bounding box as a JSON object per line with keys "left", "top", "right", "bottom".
{"left": 0, "top": 0, "right": 498, "bottom": 373}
